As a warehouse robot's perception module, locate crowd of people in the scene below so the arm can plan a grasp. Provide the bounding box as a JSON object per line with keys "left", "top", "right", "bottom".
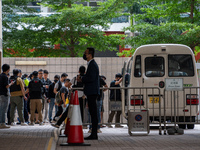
{"left": 0, "top": 47, "right": 123, "bottom": 140}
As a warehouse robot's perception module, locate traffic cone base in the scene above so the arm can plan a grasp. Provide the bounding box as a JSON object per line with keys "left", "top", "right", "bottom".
{"left": 60, "top": 143, "right": 91, "bottom": 146}
{"left": 67, "top": 125, "right": 84, "bottom": 143}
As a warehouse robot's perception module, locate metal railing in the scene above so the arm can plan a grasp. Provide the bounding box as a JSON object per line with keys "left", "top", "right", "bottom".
{"left": 70, "top": 86, "right": 200, "bottom": 135}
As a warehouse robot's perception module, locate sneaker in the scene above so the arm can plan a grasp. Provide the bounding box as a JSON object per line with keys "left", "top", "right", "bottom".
{"left": 55, "top": 117, "right": 60, "bottom": 121}
{"left": 11, "top": 122, "right": 16, "bottom": 126}
{"left": 115, "top": 125, "right": 123, "bottom": 128}
{"left": 35, "top": 121, "right": 40, "bottom": 124}
{"left": 29, "top": 122, "right": 35, "bottom": 126}
{"left": 88, "top": 129, "right": 92, "bottom": 133}
{"left": 97, "top": 129, "right": 102, "bottom": 133}
{"left": 44, "top": 119, "right": 49, "bottom": 123}
{"left": 51, "top": 123, "right": 60, "bottom": 128}
{"left": 100, "top": 125, "right": 106, "bottom": 128}
{"left": 39, "top": 122, "right": 44, "bottom": 125}
{"left": 107, "top": 124, "right": 113, "bottom": 128}
{"left": 17, "top": 117, "right": 21, "bottom": 124}
{"left": 0, "top": 123, "right": 10, "bottom": 129}
{"left": 7, "top": 122, "right": 11, "bottom": 125}
{"left": 21, "top": 122, "right": 28, "bottom": 126}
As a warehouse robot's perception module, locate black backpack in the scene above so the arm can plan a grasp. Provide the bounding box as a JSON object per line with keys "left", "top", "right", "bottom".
{"left": 30, "top": 78, "right": 42, "bottom": 92}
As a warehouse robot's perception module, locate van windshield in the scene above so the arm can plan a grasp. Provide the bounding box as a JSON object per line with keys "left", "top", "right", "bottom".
{"left": 145, "top": 57, "right": 165, "bottom": 77}
{"left": 168, "top": 55, "right": 194, "bottom": 77}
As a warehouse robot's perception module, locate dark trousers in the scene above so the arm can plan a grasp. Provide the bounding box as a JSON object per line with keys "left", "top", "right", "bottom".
{"left": 7, "top": 104, "right": 10, "bottom": 124}
{"left": 79, "top": 97, "right": 86, "bottom": 122}
{"left": 24, "top": 99, "right": 29, "bottom": 122}
{"left": 87, "top": 95, "right": 98, "bottom": 136}
{"left": 57, "top": 107, "right": 69, "bottom": 126}
{"left": 53, "top": 105, "right": 63, "bottom": 121}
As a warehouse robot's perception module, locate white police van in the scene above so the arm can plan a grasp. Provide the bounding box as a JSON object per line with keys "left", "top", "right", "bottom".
{"left": 123, "top": 44, "right": 199, "bottom": 129}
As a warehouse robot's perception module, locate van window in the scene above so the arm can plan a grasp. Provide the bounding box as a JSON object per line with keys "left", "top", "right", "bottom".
{"left": 127, "top": 57, "right": 133, "bottom": 74}
{"left": 168, "top": 55, "right": 194, "bottom": 77}
{"left": 134, "top": 55, "right": 141, "bottom": 77}
{"left": 125, "top": 57, "right": 133, "bottom": 86}
{"left": 145, "top": 57, "right": 164, "bottom": 77}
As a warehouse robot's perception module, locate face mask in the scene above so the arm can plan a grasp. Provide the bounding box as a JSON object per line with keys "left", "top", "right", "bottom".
{"left": 83, "top": 54, "right": 87, "bottom": 60}
{"left": 54, "top": 80, "right": 58, "bottom": 83}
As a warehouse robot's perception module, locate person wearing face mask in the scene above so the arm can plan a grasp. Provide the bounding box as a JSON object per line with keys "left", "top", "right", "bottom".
{"left": 107, "top": 73, "right": 123, "bottom": 128}
{"left": 48, "top": 75, "right": 60, "bottom": 123}
{"left": 80, "top": 47, "right": 100, "bottom": 140}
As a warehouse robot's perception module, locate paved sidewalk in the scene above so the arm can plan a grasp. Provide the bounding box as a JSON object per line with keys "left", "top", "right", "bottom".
{"left": 56, "top": 125, "right": 200, "bottom": 150}
{"left": 1, "top": 124, "right": 200, "bottom": 150}
{"left": 0, "top": 124, "right": 55, "bottom": 150}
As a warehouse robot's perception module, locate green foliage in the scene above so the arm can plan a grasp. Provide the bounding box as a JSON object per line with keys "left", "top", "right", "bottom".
{"left": 3, "top": 0, "right": 131, "bottom": 57}
{"left": 121, "top": 0, "right": 200, "bottom": 57}
{"left": 195, "top": 46, "right": 200, "bottom": 56}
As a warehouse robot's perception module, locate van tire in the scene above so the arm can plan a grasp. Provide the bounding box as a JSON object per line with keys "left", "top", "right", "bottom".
{"left": 187, "top": 124, "right": 195, "bottom": 129}
{"left": 178, "top": 124, "right": 186, "bottom": 129}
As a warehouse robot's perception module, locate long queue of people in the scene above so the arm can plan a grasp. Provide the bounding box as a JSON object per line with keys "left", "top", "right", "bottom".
{"left": 0, "top": 63, "right": 70, "bottom": 128}
{"left": 0, "top": 64, "right": 123, "bottom": 134}
{"left": 0, "top": 64, "right": 106, "bottom": 130}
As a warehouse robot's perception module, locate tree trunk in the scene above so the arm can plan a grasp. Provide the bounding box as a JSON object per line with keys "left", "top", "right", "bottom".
{"left": 190, "top": 0, "right": 194, "bottom": 23}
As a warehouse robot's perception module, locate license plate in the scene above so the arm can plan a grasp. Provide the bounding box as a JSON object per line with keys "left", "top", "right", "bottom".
{"left": 149, "top": 97, "right": 159, "bottom": 103}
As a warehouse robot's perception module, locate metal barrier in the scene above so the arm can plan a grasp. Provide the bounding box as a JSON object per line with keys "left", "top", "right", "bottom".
{"left": 71, "top": 86, "right": 162, "bottom": 135}
{"left": 68, "top": 86, "right": 200, "bottom": 136}
{"left": 163, "top": 87, "right": 200, "bottom": 135}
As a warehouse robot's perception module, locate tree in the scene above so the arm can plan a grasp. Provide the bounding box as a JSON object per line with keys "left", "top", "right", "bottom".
{"left": 2, "top": 0, "right": 41, "bottom": 57}
{"left": 121, "top": 0, "right": 200, "bottom": 57}
{"left": 3, "top": 0, "right": 131, "bottom": 57}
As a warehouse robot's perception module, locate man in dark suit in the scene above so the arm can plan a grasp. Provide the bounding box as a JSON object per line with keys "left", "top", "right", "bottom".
{"left": 81, "top": 47, "right": 100, "bottom": 140}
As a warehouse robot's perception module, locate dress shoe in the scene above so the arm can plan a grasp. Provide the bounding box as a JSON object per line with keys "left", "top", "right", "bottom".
{"left": 84, "top": 135, "right": 98, "bottom": 140}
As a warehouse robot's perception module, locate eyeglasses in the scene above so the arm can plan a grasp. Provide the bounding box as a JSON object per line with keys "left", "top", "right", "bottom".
{"left": 39, "top": 73, "right": 43, "bottom": 74}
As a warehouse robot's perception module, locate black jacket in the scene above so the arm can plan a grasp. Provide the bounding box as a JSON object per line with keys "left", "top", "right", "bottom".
{"left": 82, "top": 59, "right": 100, "bottom": 96}
{"left": 48, "top": 82, "right": 56, "bottom": 99}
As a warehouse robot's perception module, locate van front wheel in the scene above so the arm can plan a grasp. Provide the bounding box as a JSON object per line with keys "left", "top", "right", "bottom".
{"left": 187, "top": 124, "right": 195, "bottom": 129}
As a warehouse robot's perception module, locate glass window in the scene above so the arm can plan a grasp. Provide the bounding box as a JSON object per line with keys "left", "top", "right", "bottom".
{"left": 127, "top": 57, "right": 133, "bottom": 74}
{"left": 145, "top": 57, "right": 164, "bottom": 77}
{"left": 168, "top": 55, "right": 194, "bottom": 77}
{"left": 134, "top": 55, "right": 141, "bottom": 77}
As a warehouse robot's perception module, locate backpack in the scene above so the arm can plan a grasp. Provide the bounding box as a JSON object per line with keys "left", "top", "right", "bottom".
{"left": 30, "top": 78, "right": 42, "bottom": 92}
{"left": 55, "top": 90, "right": 62, "bottom": 105}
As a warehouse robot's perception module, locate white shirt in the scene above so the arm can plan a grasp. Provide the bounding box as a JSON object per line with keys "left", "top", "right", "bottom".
{"left": 87, "top": 59, "right": 93, "bottom": 66}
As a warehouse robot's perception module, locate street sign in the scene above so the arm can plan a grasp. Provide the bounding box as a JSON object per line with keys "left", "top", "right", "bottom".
{"left": 165, "top": 78, "right": 183, "bottom": 91}
{"left": 128, "top": 110, "right": 149, "bottom": 135}
{"left": 135, "top": 114, "right": 142, "bottom": 121}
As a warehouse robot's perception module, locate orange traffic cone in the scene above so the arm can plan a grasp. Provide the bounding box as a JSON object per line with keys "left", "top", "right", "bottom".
{"left": 60, "top": 90, "right": 91, "bottom": 146}
{"left": 59, "top": 92, "right": 74, "bottom": 137}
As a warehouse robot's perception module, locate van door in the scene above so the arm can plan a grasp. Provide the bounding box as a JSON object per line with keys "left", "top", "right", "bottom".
{"left": 142, "top": 55, "right": 167, "bottom": 108}
{"left": 131, "top": 55, "right": 143, "bottom": 87}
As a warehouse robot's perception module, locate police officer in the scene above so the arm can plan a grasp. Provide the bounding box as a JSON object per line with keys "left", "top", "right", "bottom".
{"left": 26, "top": 71, "right": 44, "bottom": 125}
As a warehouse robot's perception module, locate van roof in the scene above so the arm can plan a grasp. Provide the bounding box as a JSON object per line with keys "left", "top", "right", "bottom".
{"left": 133, "top": 44, "right": 194, "bottom": 56}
